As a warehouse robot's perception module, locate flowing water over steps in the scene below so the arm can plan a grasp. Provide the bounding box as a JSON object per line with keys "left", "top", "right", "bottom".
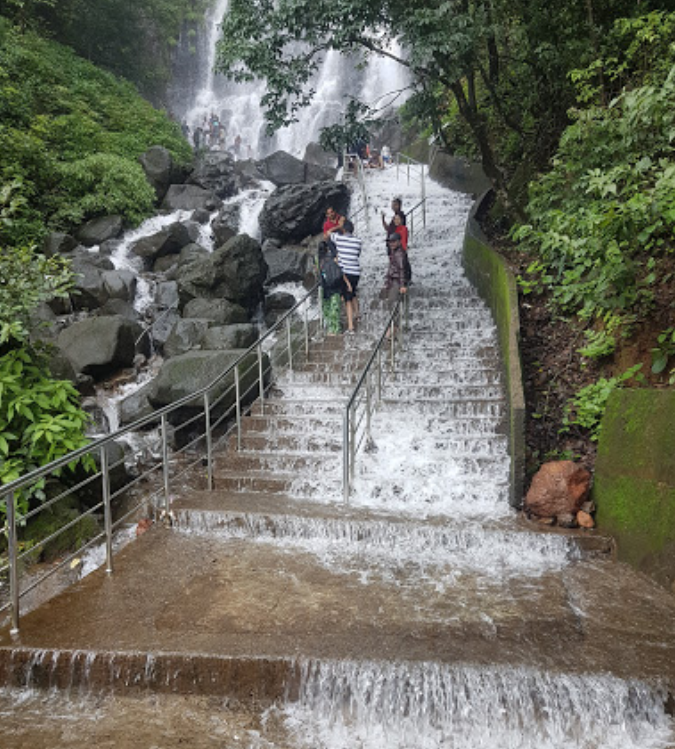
{"left": 1, "top": 169, "right": 674, "bottom": 747}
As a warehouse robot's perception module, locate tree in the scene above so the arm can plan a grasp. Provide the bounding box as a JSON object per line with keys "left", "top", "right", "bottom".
{"left": 215, "top": 0, "right": 648, "bottom": 214}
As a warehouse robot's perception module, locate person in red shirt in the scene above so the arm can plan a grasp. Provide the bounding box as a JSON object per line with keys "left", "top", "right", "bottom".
{"left": 393, "top": 212, "right": 409, "bottom": 251}
{"left": 323, "top": 207, "right": 343, "bottom": 238}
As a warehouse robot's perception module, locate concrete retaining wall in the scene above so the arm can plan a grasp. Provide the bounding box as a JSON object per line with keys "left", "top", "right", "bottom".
{"left": 462, "top": 194, "right": 525, "bottom": 507}
{"left": 594, "top": 389, "right": 675, "bottom": 591}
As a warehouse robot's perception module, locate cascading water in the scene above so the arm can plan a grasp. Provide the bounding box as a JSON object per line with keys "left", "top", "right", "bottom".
{"left": 168, "top": 0, "right": 410, "bottom": 157}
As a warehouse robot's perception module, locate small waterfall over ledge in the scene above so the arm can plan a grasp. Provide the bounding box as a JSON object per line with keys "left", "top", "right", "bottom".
{"left": 168, "top": 0, "right": 410, "bottom": 158}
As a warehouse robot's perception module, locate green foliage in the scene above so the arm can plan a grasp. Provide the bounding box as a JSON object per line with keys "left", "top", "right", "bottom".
{"left": 651, "top": 327, "right": 675, "bottom": 383}
{"left": 0, "top": 349, "right": 94, "bottom": 519}
{"left": 514, "top": 12, "right": 675, "bottom": 326}
{"left": 561, "top": 364, "right": 643, "bottom": 441}
{"left": 0, "top": 27, "right": 191, "bottom": 246}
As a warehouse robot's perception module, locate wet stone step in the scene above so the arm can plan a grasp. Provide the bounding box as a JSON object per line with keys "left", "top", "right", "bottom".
{"left": 221, "top": 452, "right": 341, "bottom": 474}
{"left": 382, "top": 384, "right": 506, "bottom": 401}
{"left": 389, "top": 370, "right": 504, "bottom": 386}
{"left": 225, "top": 433, "right": 342, "bottom": 453}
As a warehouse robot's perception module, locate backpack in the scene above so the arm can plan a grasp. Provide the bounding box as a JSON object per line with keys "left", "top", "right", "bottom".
{"left": 320, "top": 255, "right": 343, "bottom": 288}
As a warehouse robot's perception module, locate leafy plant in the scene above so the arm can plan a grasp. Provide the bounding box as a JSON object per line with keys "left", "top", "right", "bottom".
{"left": 0, "top": 348, "right": 94, "bottom": 520}
{"left": 651, "top": 327, "right": 675, "bottom": 383}
{"left": 561, "top": 364, "right": 643, "bottom": 441}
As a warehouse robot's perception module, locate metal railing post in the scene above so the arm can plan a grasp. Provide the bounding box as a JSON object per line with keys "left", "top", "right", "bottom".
{"left": 407, "top": 161, "right": 410, "bottom": 184}
{"left": 304, "top": 302, "right": 310, "bottom": 359}
{"left": 234, "top": 364, "right": 242, "bottom": 451}
{"left": 422, "top": 166, "right": 427, "bottom": 228}
{"left": 204, "top": 392, "right": 213, "bottom": 491}
{"left": 286, "top": 316, "right": 293, "bottom": 371}
{"left": 349, "top": 407, "right": 356, "bottom": 484}
{"left": 257, "top": 343, "right": 265, "bottom": 413}
{"left": 343, "top": 409, "right": 350, "bottom": 503}
{"left": 6, "top": 491, "right": 19, "bottom": 634}
{"left": 396, "top": 153, "right": 400, "bottom": 181}
{"left": 366, "top": 372, "right": 372, "bottom": 442}
{"left": 100, "top": 446, "right": 114, "bottom": 574}
{"left": 390, "top": 317, "right": 396, "bottom": 369}
{"left": 318, "top": 286, "right": 325, "bottom": 335}
{"left": 377, "top": 348, "right": 383, "bottom": 401}
{"left": 161, "top": 414, "right": 170, "bottom": 511}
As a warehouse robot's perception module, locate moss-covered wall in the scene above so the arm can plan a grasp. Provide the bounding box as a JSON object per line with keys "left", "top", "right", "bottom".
{"left": 594, "top": 389, "right": 675, "bottom": 590}
{"left": 462, "top": 195, "right": 525, "bottom": 507}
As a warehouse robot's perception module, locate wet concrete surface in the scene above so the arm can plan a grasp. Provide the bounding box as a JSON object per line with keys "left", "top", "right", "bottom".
{"left": 1, "top": 525, "right": 674, "bottom": 694}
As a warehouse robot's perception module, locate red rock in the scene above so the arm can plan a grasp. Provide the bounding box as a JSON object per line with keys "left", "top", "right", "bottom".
{"left": 524, "top": 461, "right": 592, "bottom": 519}
{"left": 136, "top": 518, "right": 153, "bottom": 536}
{"left": 577, "top": 510, "right": 595, "bottom": 529}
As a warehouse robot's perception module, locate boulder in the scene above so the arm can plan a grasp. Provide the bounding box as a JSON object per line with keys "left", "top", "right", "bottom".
{"left": 148, "top": 349, "right": 269, "bottom": 424}
{"left": 163, "top": 319, "right": 210, "bottom": 359}
{"left": 183, "top": 298, "right": 248, "bottom": 325}
{"left": 265, "top": 291, "right": 296, "bottom": 314}
{"left": 429, "top": 151, "right": 492, "bottom": 195}
{"left": 524, "top": 461, "right": 592, "bottom": 521}
{"left": 97, "top": 299, "right": 138, "bottom": 321}
{"left": 76, "top": 216, "right": 124, "bottom": 247}
{"left": 257, "top": 150, "right": 336, "bottom": 186}
{"left": 187, "top": 151, "right": 240, "bottom": 198}
{"left": 211, "top": 205, "right": 239, "bottom": 246}
{"left": 57, "top": 315, "right": 141, "bottom": 379}
{"left": 69, "top": 251, "right": 115, "bottom": 310}
{"left": 259, "top": 181, "right": 350, "bottom": 243}
{"left": 303, "top": 142, "right": 338, "bottom": 168}
{"left": 153, "top": 255, "right": 180, "bottom": 274}
{"left": 161, "top": 184, "right": 222, "bottom": 212}
{"left": 118, "top": 381, "right": 155, "bottom": 427}
{"left": 138, "top": 145, "right": 174, "bottom": 203}
{"left": 43, "top": 232, "right": 78, "bottom": 257}
{"left": 203, "top": 324, "right": 258, "bottom": 350}
{"left": 102, "top": 269, "right": 136, "bottom": 301}
{"left": 155, "top": 281, "right": 180, "bottom": 310}
{"left": 131, "top": 222, "right": 193, "bottom": 266}
{"left": 176, "top": 234, "right": 267, "bottom": 312}
{"left": 262, "top": 239, "right": 314, "bottom": 284}
{"left": 151, "top": 308, "right": 181, "bottom": 351}
{"left": 191, "top": 208, "right": 212, "bottom": 224}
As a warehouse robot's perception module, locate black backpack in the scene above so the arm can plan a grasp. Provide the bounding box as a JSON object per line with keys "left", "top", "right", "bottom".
{"left": 320, "top": 255, "right": 343, "bottom": 288}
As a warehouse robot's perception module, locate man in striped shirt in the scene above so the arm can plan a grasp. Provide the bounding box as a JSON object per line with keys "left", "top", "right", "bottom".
{"left": 331, "top": 219, "right": 362, "bottom": 334}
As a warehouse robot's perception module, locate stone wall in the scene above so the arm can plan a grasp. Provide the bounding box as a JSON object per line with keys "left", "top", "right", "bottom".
{"left": 594, "top": 389, "right": 675, "bottom": 591}
{"left": 462, "top": 194, "right": 525, "bottom": 507}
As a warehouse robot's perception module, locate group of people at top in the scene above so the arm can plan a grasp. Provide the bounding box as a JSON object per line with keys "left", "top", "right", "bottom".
{"left": 346, "top": 143, "right": 393, "bottom": 175}
{"left": 317, "top": 197, "right": 412, "bottom": 336}
{"left": 184, "top": 113, "right": 248, "bottom": 157}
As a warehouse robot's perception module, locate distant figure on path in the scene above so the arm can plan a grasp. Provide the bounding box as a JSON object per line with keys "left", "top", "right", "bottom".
{"left": 318, "top": 241, "right": 344, "bottom": 335}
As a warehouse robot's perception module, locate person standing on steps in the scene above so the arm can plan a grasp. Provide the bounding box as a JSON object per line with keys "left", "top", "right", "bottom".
{"left": 383, "top": 232, "right": 410, "bottom": 306}
{"left": 393, "top": 212, "right": 409, "bottom": 251}
{"left": 381, "top": 197, "right": 406, "bottom": 236}
{"left": 323, "top": 206, "right": 343, "bottom": 240}
{"left": 317, "top": 241, "right": 346, "bottom": 335}
{"left": 332, "top": 219, "right": 362, "bottom": 335}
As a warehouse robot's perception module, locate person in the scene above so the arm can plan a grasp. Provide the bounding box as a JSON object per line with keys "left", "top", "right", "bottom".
{"left": 381, "top": 197, "right": 406, "bottom": 235}
{"left": 234, "top": 134, "right": 242, "bottom": 158}
{"left": 383, "top": 233, "right": 411, "bottom": 306}
{"left": 381, "top": 144, "right": 392, "bottom": 165}
{"left": 393, "top": 212, "right": 409, "bottom": 251}
{"left": 332, "top": 219, "right": 362, "bottom": 334}
{"left": 317, "top": 241, "right": 344, "bottom": 335}
{"left": 323, "top": 206, "right": 343, "bottom": 239}
{"left": 193, "top": 126, "right": 203, "bottom": 151}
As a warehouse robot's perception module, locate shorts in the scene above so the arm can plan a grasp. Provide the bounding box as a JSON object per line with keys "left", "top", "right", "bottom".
{"left": 342, "top": 274, "right": 360, "bottom": 301}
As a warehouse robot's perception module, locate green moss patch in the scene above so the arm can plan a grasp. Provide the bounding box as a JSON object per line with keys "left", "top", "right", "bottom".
{"left": 594, "top": 389, "right": 675, "bottom": 588}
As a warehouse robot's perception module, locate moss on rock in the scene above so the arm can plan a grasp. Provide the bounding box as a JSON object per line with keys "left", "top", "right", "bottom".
{"left": 594, "top": 389, "right": 675, "bottom": 589}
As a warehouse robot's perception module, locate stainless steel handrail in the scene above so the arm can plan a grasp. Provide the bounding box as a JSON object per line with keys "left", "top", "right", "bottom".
{"left": 0, "top": 283, "right": 322, "bottom": 632}
{"left": 395, "top": 153, "right": 427, "bottom": 229}
{"left": 343, "top": 292, "right": 409, "bottom": 502}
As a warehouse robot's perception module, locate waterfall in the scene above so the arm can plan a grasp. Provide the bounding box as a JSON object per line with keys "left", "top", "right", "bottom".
{"left": 168, "top": 0, "right": 410, "bottom": 158}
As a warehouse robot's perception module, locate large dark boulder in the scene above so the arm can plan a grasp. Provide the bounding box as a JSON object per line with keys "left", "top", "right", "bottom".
{"left": 118, "top": 381, "right": 155, "bottom": 427}
{"left": 138, "top": 146, "right": 174, "bottom": 203}
{"left": 163, "top": 319, "right": 211, "bottom": 359}
{"left": 76, "top": 216, "right": 124, "bottom": 247}
{"left": 211, "top": 205, "right": 239, "bottom": 246}
{"left": 176, "top": 234, "right": 267, "bottom": 312}
{"left": 161, "top": 184, "right": 222, "bottom": 212}
{"left": 262, "top": 239, "right": 314, "bottom": 284}
{"left": 429, "top": 151, "right": 491, "bottom": 195}
{"left": 259, "top": 181, "right": 349, "bottom": 243}
{"left": 43, "top": 232, "right": 78, "bottom": 257}
{"left": 56, "top": 315, "right": 142, "bottom": 379}
{"left": 183, "top": 298, "right": 248, "bottom": 325}
{"left": 202, "top": 324, "right": 258, "bottom": 351}
{"left": 187, "top": 151, "right": 240, "bottom": 199}
{"left": 257, "top": 150, "right": 336, "bottom": 186}
{"left": 67, "top": 251, "right": 135, "bottom": 311}
{"left": 131, "top": 222, "right": 193, "bottom": 267}
{"left": 147, "top": 350, "right": 269, "bottom": 424}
